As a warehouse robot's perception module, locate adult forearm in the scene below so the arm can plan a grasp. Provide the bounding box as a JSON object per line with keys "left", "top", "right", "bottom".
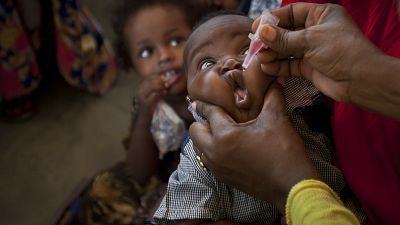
{"left": 351, "top": 53, "right": 400, "bottom": 121}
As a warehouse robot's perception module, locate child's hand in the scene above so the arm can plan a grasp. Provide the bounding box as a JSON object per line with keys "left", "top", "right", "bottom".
{"left": 137, "top": 75, "right": 167, "bottom": 116}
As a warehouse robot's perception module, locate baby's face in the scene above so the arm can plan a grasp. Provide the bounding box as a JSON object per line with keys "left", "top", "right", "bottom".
{"left": 185, "top": 15, "right": 274, "bottom": 123}
{"left": 124, "top": 5, "right": 191, "bottom": 96}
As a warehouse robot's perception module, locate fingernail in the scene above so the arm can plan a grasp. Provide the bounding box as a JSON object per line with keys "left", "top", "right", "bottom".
{"left": 261, "top": 25, "right": 277, "bottom": 42}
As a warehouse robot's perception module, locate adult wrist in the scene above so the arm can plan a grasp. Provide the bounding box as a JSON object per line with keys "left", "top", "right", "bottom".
{"left": 273, "top": 161, "right": 320, "bottom": 213}
{"left": 349, "top": 50, "right": 400, "bottom": 120}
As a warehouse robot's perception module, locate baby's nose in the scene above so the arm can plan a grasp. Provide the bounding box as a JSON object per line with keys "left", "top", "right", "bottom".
{"left": 221, "top": 58, "right": 242, "bottom": 73}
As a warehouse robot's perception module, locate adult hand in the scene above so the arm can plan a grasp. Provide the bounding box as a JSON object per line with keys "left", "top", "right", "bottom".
{"left": 254, "top": 3, "right": 390, "bottom": 108}
{"left": 189, "top": 82, "right": 319, "bottom": 213}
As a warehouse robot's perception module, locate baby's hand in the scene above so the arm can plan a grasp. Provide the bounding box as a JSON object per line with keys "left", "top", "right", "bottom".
{"left": 137, "top": 75, "right": 167, "bottom": 116}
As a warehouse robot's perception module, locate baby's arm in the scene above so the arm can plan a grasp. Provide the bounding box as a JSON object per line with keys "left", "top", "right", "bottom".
{"left": 176, "top": 219, "right": 240, "bottom": 225}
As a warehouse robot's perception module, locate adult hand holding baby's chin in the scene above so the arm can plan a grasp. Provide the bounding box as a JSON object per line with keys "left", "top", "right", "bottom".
{"left": 189, "top": 82, "right": 319, "bottom": 213}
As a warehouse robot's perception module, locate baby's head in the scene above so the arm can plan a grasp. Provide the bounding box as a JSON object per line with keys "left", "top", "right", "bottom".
{"left": 114, "top": 0, "right": 198, "bottom": 96}
{"left": 184, "top": 13, "right": 275, "bottom": 123}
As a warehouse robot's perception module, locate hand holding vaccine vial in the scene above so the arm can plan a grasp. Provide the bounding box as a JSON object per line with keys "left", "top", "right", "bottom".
{"left": 242, "top": 11, "right": 279, "bottom": 70}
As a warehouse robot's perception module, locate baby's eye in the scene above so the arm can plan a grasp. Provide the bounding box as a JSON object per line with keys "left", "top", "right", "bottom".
{"left": 170, "top": 37, "right": 184, "bottom": 47}
{"left": 241, "top": 46, "right": 249, "bottom": 55}
{"left": 139, "top": 47, "right": 153, "bottom": 59}
{"left": 200, "top": 60, "right": 215, "bottom": 70}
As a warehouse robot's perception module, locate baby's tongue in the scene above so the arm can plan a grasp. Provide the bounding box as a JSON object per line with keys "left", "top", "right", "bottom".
{"left": 234, "top": 88, "right": 250, "bottom": 109}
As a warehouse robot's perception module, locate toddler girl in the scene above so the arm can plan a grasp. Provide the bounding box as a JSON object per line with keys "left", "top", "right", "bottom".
{"left": 77, "top": 1, "right": 202, "bottom": 224}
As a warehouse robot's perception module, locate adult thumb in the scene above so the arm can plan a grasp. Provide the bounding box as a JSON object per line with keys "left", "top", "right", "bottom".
{"left": 260, "top": 24, "right": 307, "bottom": 59}
{"left": 257, "top": 82, "right": 287, "bottom": 125}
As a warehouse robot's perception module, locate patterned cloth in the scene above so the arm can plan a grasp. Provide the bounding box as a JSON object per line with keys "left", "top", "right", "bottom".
{"left": 79, "top": 162, "right": 166, "bottom": 225}
{"left": 154, "top": 77, "right": 366, "bottom": 224}
{"left": 248, "top": 0, "right": 282, "bottom": 19}
{"left": 52, "top": 0, "right": 117, "bottom": 94}
{"left": 0, "top": 0, "right": 116, "bottom": 102}
{"left": 0, "top": 0, "right": 41, "bottom": 100}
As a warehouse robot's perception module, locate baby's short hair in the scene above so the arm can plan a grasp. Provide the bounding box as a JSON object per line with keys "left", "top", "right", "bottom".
{"left": 183, "top": 11, "right": 250, "bottom": 75}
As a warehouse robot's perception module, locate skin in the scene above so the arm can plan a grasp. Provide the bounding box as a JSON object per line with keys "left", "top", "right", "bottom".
{"left": 178, "top": 15, "right": 299, "bottom": 225}
{"left": 123, "top": 5, "right": 193, "bottom": 184}
{"left": 189, "top": 2, "right": 400, "bottom": 219}
{"left": 257, "top": 3, "right": 400, "bottom": 121}
{"left": 126, "top": 5, "right": 189, "bottom": 98}
{"left": 190, "top": 82, "right": 319, "bottom": 213}
{"left": 186, "top": 15, "right": 275, "bottom": 123}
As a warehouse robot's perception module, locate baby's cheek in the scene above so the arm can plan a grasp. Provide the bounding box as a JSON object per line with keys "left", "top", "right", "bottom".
{"left": 188, "top": 73, "right": 231, "bottom": 107}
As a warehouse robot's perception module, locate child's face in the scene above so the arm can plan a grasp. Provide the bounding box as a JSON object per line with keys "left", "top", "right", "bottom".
{"left": 185, "top": 15, "right": 274, "bottom": 123}
{"left": 124, "top": 5, "right": 191, "bottom": 96}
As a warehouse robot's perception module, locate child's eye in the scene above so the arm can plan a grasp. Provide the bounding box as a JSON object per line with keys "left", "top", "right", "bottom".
{"left": 241, "top": 46, "right": 249, "bottom": 55}
{"left": 170, "top": 37, "right": 184, "bottom": 47}
{"left": 199, "top": 60, "right": 215, "bottom": 70}
{"left": 139, "top": 47, "right": 153, "bottom": 59}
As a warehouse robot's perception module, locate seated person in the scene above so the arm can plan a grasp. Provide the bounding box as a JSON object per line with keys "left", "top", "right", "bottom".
{"left": 154, "top": 13, "right": 366, "bottom": 224}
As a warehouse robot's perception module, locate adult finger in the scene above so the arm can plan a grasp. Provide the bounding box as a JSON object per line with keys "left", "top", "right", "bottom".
{"left": 256, "top": 48, "right": 279, "bottom": 63}
{"left": 271, "top": 3, "right": 325, "bottom": 29}
{"left": 191, "top": 141, "right": 212, "bottom": 170}
{"left": 257, "top": 82, "right": 287, "bottom": 124}
{"left": 189, "top": 122, "right": 213, "bottom": 158}
{"left": 193, "top": 101, "right": 235, "bottom": 131}
{"left": 260, "top": 57, "right": 306, "bottom": 78}
{"left": 259, "top": 24, "right": 307, "bottom": 59}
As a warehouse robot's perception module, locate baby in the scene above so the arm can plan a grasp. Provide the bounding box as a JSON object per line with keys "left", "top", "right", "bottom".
{"left": 154, "top": 13, "right": 365, "bottom": 225}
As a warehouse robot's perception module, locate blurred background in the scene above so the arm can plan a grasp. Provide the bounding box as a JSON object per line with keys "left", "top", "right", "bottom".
{"left": 0, "top": 0, "right": 135, "bottom": 224}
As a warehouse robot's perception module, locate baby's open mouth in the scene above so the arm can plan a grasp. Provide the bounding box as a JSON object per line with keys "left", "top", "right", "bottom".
{"left": 223, "top": 70, "right": 251, "bottom": 109}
